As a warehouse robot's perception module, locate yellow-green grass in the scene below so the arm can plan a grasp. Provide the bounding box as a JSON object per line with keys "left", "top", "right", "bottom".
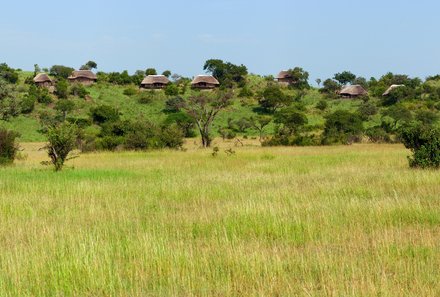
{"left": 0, "top": 143, "right": 439, "bottom": 296}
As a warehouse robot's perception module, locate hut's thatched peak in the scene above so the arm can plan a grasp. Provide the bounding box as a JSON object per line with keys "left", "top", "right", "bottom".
{"left": 340, "top": 85, "right": 367, "bottom": 97}
{"left": 33, "top": 73, "right": 52, "bottom": 83}
{"left": 141, "top": 75, "right": 170, "bottom": 85}
{"left": 191, "top": 75, "right": 220, "bottom": 85}
{"left": 68, "top": 70, "right": 97, "bottom": 80}
{"left": 383, "top": 84, "right": 404, "bottom": 96}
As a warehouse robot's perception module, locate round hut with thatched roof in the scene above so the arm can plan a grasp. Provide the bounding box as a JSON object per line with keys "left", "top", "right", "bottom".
{"left": 383, "top": 84, "right": 404, "bottom": 96}
{"left": 276, "top": 70, "right": 293, "bottom": 85}
{"left": 68, "top": 70, "right": 97, "bottom": 86}
{"left": 140, "top": 75, "right": 170, "bottom": 90}
{"left": 339, "top": 85, "right": 368, "bottom": 98}
{"left": 33, "top": 73, "right": 53, "bottom": 87}
{"left": 191, "top": 75, "right": 220, "bottom": 89}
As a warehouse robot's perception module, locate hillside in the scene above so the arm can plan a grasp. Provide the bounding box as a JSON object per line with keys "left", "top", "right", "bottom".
{"left": 4, "top": 71, "right": 377, "bottom": 143}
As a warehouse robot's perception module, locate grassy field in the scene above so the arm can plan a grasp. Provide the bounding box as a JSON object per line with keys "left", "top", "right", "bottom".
{"left": 0, "top": 143, "right": 439, "bottom": 296}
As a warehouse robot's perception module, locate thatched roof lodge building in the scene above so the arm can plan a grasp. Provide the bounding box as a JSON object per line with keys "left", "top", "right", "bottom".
{"left": 276, "top": 70, "right": 293, "bottom": 85}
{"left": 191, "top": 75, "right": 219, "bottom": 89}
{"left": 33, "top": 73, "right": 53, "bottom": 87}
{"left": 383, "top": 84, "right": 404, "bottom": 96}
{"left": 140, "top": 75, "right": 170, "bottom": 89}
{"left": 339, "top": 85, "right": 367, "bottom": 98}
{"left": 68, "top": 70, "right": 97, "bottom": 85}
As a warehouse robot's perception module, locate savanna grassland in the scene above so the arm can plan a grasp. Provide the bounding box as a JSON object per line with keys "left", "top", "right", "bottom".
{"left": 0, "top": 142, "right": 439, "bottom": 296}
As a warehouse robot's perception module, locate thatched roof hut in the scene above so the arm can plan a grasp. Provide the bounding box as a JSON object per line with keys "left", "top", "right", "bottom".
{"left": 383, "top": 84, "right": 404, "bottom": 96}
{"left": 33, "top": 73, "right": 53, "bottom": 87}
{"left": 68, "top": 70, "right": 97, "bottom": 85}
{"left": 140, "top": 75, "right": 170, "bottom": 89}
{"left": 339, "top": 85, "right": 367, "bottom": 98}
{"left": 276, "top": 70, "right": 293, "bottom": 84}
{"left": 191, "top": 75, "right": 219, "bottom": 89}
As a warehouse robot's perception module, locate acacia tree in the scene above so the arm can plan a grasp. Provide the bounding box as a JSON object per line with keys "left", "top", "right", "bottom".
{"left": 183, "top": 90, "right": 233, "bottom": 147}
{"left": 250, "top": 115, "right": 272, "bottom": 142}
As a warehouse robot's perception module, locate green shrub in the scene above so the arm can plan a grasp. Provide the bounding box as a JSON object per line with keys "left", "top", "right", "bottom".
{"left": 315, "top": 100, "right": 328, "bottom": 111}
{"left": 322, "top": 110, "right": 363, "bottom": 145}
{"left": 123, "top": 87, "right": 138, "bottom": 96}
{"left": 0, "top": 128, "right": 20, "bottom": 165}
{"left": 137, "top": 91, "right": 154, "bottom": 104}
{"left": 399, "top": 123, "right": 440, "bottom": 168}
{"left": 70, "top": 83, "right": 89, "bottom": 98}
{"left": 43, "top": 122, "right": 78, "bottom": 171}
{"left": 90, "top": 105, "right": 120, "bottom": 124}
{"left": 164, "top": 84, "right": 179, "bottom": 96}
{"left": 20, "top": 95, "right": 36, "bottom": 114}
{"left": 365, "top": 126, "right": 391, "bottom": 143}
{"left": 55, "top": 79, "right": 69, "bottom": 99}
{"left": 164, "top": 97, "right": 185, "bottom": 113}
{"left": 357, "top": 102, "right": 378, "bottom": 120}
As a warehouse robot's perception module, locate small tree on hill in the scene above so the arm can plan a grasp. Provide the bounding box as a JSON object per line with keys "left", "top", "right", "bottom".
{"left": 250, "top": 115, "right": 272, "bottom": 142}
{"left": 322, "top": 110, "right": 363, "bottom": 144}
{"left": 145, "top": 68, "right": 157, "bottom": 76}
{"left": 44, "top": 122, "right": 78, "bottom": 171}
{"left": 183, "top": 90, "right": 233, "bottom": 147}
{"left": 0, "top": 128, "right": 20, "bottom": 165}
{"left": 334, "top": 71, "right": 356, "bottom": 85}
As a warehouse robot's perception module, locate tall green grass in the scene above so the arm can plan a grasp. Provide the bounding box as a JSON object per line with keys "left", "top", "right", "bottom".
{"left": 0, "top": 143, "right": 439, "bottom": 296}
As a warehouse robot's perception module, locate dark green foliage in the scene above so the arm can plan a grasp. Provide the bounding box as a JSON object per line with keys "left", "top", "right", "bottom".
{"left": 90, "top": 105, "right": 120, "bottom": 124}
{"left": 382, "top": 105, "right": 413, "bottom": 130}
{"left": 124, "top": 120, "right": 183, "bottom": 150}
{"left": 333, "top": 71, "right": 356, "bottom": 85}
{"left": 66, "top": 117, "right": 92, "bottom": 129}
{"left": 365, "top": 126, "right": 391, "bottom": 143}
{"left": 80, "top": 61, "right": 97, "bottom": 70}
{"left": 55, "top": 100, "right": 75, "bottom": 120}
{"left": 203, "top": 59, "right": 248, "bottom": 87}
{"left": 0, "top": 79, "right": 20, "bottom": 120}
{"left": 238, "top": 86, "right": 254, "bottom": 98}
{"left": 49, "top": 65, "right": 74, "bottom": 79}
{"left": 320, "top": 79, "right": 340, "bottom": 98}
{"left": 162, "top": 70, "right": 171, "bottom": 78}
{"left": 123, "top": 87, "right": 138, "bottom": 97}
{"left": 357, "top": 102, "right": 378, "bottom": 120}
{"left": 70, "top": 83, "right": 89, "bottom": 98}
{"left": 218, "top": 127, "right": 236, "bottom": 140}
{"left": 44, "top": 122, "right": 78, "bottom": 171}
{"left": 145, "top": 68, "right": 157, "bottom": 76}
{"left": 0, "top": 63, "right": 19, "bottom": 84}
{"left": 164, "top": 83, "right": 179, "bottom": 96}
{"left": 55, "top": 79, "right": 69, "bottom": 99}
{"left": 226, "top": 117, "right": 252, "bottom": 133}
{"left": 28, "top": 84, "right": 52, "bottom": 104}
{"left": 285, "top": 67, "right": 310, "bottom": 90}
{"left": 107, "top": 70, "right": 132, "bottom": 85}
{"left": 415, "top": 110, "right": 438, "bottom": 125}
{"left": 399, "top": 123, "right": 440, "bottom": 168}
{"left": 20, "top": 94, "right": 36, "bottom": 114}
{"left": 258, "top": 85, "right": 290, "bottom": 113}
{"left": 353, "top": 77, "right": 368, "bottom": 89}
{"left": 164, "top": 97, "right": 185, "bottom": 113}
{"left": 369, "top": 72, "right": 422, "bottom": 98}
{"left": 316, "top": 100, "right": 328, "bottom": 111}
{"left": 164, "top": 112, "right": 196, "bottom": 137}
{"left": 322, "top": 110, "right": 363, "bottom": 145}
{"left": 0, "top": 128, "right": 19, "bottom": 165}
{"left": 382, "top": 86, "right": 415, "bottom": 106}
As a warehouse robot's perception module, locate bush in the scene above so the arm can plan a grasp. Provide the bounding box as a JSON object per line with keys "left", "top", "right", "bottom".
{"left": 20, "top": 95, "right": 36, "bottom": 114}
{"left": 137, "top": 91, "right": 154, "bottom": 104}
{"left": 164, "top": 83, "right": 179, "bottom": 96}
{"left": 27, "top": 84, "right": 52, "bottom": 104}
{"left": 164, "top": 97, "right": 185, "bottom": 113}
{"left": 322, "top": 110, "right": 363, "bottom": 145}
{"left": 164, "top": 112, "right": 196, "bottom": 137}
{"left": 55, "top": 79, "right": 69, "bottom": 99}
{"left": 70, "top": 83, "right": 89, "bottom": 99}
{"left": 365, "top": 126, "right": 391, "bottom": 143}
{"left": 0, "top": 128, "right": 20, "bottom": 165}
{"left": 43, "top": 122, "right": 78, "bottom": 171}
{"left": 123, "top": 87, "right": 138, "bottom": 96}
{"left": 90, "top": 105, "right": 120, "bottom": 124}
{"left": 315, "top": 100, "right": 328, "bottom": 111}
{"left": 357, "top": 102, "right": 378, "bottom": 120}
{"left": 399, "top": 123, "right": 440, "bottom": 168}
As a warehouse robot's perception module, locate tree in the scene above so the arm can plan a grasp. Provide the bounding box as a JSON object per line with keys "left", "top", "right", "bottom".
{"left": 258, "top": 85, "right": 290, "bottom": 113}
{"left": 286, "top": 67, "right": 310, "bottom": 90}
{"left": 55, "top": 100, "right": 75, "bottom": 120}
{"left": 382, "top": 105, "right": 413, "bottom": 130}
{"left": 322, "top": 110, "right": 363, "bottom": 144}
{"left": 0, "top": 63, "right": 19, "bottom": 84}
{"left": 55, "top": 79, "right": 69, "bottom": 99}
{"left": 333, "top": 71, "right": 356, "bottom": 85}
{"left": 145, "top": 68, "right": 157, "bottom": 76}
{"left": 0, "top": 128, "right": 20, "bottom": 165}
{"left": 49, "top": 65, "right": 74, "bottom": 79}
{"left": 0, "top": 78, "right": 20, "bottom": 120}
{"left": 44, "top": 122, "right": 78, "bottom": 171}
{"left": 315, "top": 78, "right": 322, "bottom": 87}
{"left": 203, "top": 59, "right": 248, "bottom": 87}
{"left": 90, "top": 105, "right": 120, "bottom": 124}
{"left": 183, "top": 90, "right": 233, "bottom": 147}
{"left": 320, "top": 79, "right": 340, "bottom": 97}
{"left": 162, "top": 70, "right": 171, "bottom": 78}
{"left": 399, "top": 122, "right": 440, "bottom": 168}
{"left": 80, "top": 61, "right": 97, "bottom": 70}
{"left": 250, "top": 115, "right": 272, "bottom": 142}
{"left": 416, "top": 110, "right": 438, "bottom": 125}
{"left": 164, "top": 111, "right": 196, "bottom": 137}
